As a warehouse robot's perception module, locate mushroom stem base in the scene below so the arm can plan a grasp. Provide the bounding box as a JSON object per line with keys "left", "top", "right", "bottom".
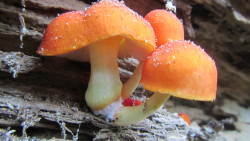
{"left": 114, "top": 93, "right": 171, "bottom": 126}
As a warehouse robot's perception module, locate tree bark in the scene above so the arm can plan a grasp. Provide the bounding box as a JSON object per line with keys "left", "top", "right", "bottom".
{"left": 0, "top": 0, "right": 250, "bottom": 140}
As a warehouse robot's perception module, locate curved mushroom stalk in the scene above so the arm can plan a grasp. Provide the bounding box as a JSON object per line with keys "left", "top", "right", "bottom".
{"left": 121, "top": 62, "right": 144, "bottom": 99}
{"left": 85, "top": 36, "right": 123, "bottom": 110}
{"left": 114, "top": 93, "right": 171, "bottom": 125}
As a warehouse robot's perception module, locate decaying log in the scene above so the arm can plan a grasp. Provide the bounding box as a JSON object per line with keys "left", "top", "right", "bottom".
{"left": 1, "top": 0, "right": 250, "bottom": 140}
{"left": 0, "top": 51, "right": 191, "bottom": 140}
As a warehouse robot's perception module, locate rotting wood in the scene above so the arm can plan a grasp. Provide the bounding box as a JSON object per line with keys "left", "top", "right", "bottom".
{"left": 0, "top": 51, "right": 192, "bottom": 140}
{"left": 0, "top": 0, "right": 250, "bottom": 140}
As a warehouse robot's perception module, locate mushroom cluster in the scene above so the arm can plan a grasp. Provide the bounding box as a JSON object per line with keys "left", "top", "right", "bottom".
{"left": 38, "top": 0, "right": 217, "bottom": 126}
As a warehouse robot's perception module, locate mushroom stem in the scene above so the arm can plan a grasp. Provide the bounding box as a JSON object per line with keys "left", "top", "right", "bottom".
{"left": 114, "top": 93, "right": 171, "bottom": 125}
{"left": 85, "top": 36, "right": 123, "bottom": 111}
{"left": 121, "top": 62, "right": 143, "bottom": 99}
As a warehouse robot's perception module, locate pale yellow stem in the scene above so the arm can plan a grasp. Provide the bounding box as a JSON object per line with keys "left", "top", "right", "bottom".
{"left": 114, "top": 93, "right": 171, "bottom": 126}
{"left": 85, "top": 37, "right": 123, "bottom": 111}
{"left": 121, "top": 62, "right": 143, "bottom": 99}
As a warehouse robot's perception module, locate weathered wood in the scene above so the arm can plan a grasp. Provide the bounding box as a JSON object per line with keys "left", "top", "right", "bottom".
{"left": 0, "top": 0, "right": 89, "bottom": 55}
{"left": 0, "top": 51, "right": 191, "bottom": 140}
{"left": 1, "top": 0, "right": 250, "bottom": 140}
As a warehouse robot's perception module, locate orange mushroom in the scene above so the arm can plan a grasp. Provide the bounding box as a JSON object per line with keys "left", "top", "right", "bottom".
{"left": 37, "top": 0, "right": 155, "bottom": 118}
{"left": 144, "top": 10, "right": 184, "bottom": 46}
{"left": 114, "top": 40, "right": 217, "bottom": 125}
{"left": 112, "top": 9, "right": 217, "bottom": 125}
{"left": 178, "top": 113, "right": 191, "bottom": 125}
{"left": 122, "top": 98, "right": 142, "bottom": 107}
{"left": 38, "top": 2, "right": 217, "bottom": 126}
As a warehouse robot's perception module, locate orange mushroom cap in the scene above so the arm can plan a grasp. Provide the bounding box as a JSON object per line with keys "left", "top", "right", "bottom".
{"left": 145, "top": 10, "right": 184, "bottom": 46}
{"left": 178, "top": 113, "right": 191, "bottom": 125}
{"left": 122, "top": 98, "right": 142, "bottom": 107}
{"left": 141, "top": 40, "right": 217, "bottom": 101}
{"left": 37, "top": 0, "right": 155, "bottom": 60}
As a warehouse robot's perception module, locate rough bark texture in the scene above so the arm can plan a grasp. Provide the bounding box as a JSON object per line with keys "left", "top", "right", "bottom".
{"left": 0, "top": 0, "right": 249, "bottom": 140}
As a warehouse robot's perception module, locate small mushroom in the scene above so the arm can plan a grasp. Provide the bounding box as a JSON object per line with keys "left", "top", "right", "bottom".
{"left": 144, "top": 10, "right": 184, "bottom": 46}
{"left": 178, "top": 113, "right": 191, "bottom": 125}
{"left": 122, "top": 98, "right": 142, "bottom": 107}
{"left": 114, "top": 40, "right": 217, "bottom": 125}
{"left": 37, "top": 0, "right": 155, "bottom": 118}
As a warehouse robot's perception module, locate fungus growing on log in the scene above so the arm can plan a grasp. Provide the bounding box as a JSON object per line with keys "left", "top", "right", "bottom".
{"left": 38, "top": 1, "right": 217, "bottom": 126}
{"left": 122, "top": 98, "right": 142, "bottom": 107}
{"left": 37, "top": 0, "right": 155, "bottom": 120}
{"left": 113, "top": 10, "right": 217, "bottom": 125}
{"left": 179, "top": 113, "right": 191, "bottom": 125}
{"left": 114, "top": 40, "right": 217, "bottom": 125}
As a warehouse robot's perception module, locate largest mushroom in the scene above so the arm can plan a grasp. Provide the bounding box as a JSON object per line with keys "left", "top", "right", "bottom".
{"left": 37, "top": 0, "right": 156, "bottom": 119}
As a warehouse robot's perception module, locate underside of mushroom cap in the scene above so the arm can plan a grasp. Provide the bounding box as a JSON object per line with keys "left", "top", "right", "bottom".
{"left": 37, "top": 0, "right": 156, "bottom": 61}
{"left": 141, "top": 40, "right": 217, "bottom": 101}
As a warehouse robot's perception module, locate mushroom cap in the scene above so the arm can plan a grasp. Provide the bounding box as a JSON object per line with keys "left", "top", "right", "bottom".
{"left": 141, "top": 41, "right": 217, "bottom": 101}
{"left": 144, "top": 10, "right": 184, "bottom": 46}
{"left": 178, "top": 113, "right": 191, "bottom": 125}
{"left": 37, "top": 0, "right": 156, "bottom": 61}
